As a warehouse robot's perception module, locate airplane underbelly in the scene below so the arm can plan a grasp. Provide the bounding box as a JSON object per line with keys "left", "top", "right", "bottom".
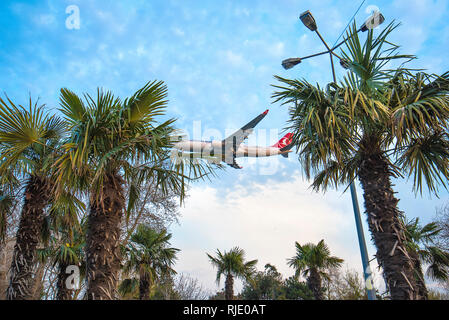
{"left": 174, "top": 141, "right": 222, "bottom": 156}
{"left": 174, "top": 141, "right": 209, "bottom": 153}
{"left": 174, "top": 142, "right": 281, "bottom": 159}
{"left": 236, "top": 147, "right": 280, "bottom": 157}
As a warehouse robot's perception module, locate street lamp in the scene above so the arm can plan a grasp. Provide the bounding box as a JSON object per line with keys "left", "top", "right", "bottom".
{"left": 361, "top": 11, "right": 385, "bottom": 32}
{"left": 281, "top": 9, "right": 385, "bottom": 301}
{"left": 281, "top": 57, "right": 302, "bottom": 70}
{"left": 299, "top": 10, "right": 318, "bottom": 31}
{"left": 282, "top": 10, "right": 386, "bottom": 74}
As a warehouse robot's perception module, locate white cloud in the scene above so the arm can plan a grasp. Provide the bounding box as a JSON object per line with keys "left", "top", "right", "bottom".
{"left": 136, "top": 45, "right": 146, "bottom": 57}
{"left": 390, "top": 0, "right": 447, "bottom": 54}
{"left": 234, "top": 7, "right": 250, "bottom": 17}
{"left": 224, "top": 50, "right": 246, "bottom": 67}
{"left": 171, "top": 172, "right": 382, "bottom": 293}
{"left": 268, "top": 42, "right": 285, "bottom": 58}
{"left": 172, "top": 27, "right": 185, "bottom": 37}
{"left": 36, "top": 14, "right": 56, "bottom": 26}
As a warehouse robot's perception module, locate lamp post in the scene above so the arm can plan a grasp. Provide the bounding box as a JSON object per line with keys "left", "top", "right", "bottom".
{"left": 282, "top": 10, "right": 385, "bottom": 300}
{"left": 282, "top": 10, "right": 385, "bottom": 74}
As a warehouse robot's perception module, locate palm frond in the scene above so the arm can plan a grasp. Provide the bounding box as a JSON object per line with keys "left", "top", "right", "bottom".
{"left": 122, "top": 80, "right": 168, "bottom": 125}
{"left": 396, "top": 130, "right": 449, "bottom": 194}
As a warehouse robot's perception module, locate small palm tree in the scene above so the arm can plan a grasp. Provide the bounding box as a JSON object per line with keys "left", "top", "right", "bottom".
{"left": 37, "top": 235, "right": 85, "bottom": 300}
{"left": 54, "top": 224, "right": 86, "bottom": 300}
{"left": 207, "top": 247, "right": 258, "bottom": 300}
{"left": 273, "top": 22, "right": 449, "bottom": 299}
{"left": 287, "top": 240, "right": 344, "bottom": 300}
{"left": 118, "top": 277, "right": 140, "bottom": 299}
{"left": 0, "top": 96, "right": 64, "bottom": 299}
{"left": 121, "top": 224, "right": 179, "bottom": 300}
{"left": 403, "top": 217, "right": 449, "bottom": 299}
{"left": 55, "top": 81, "right": 214, "bottom": 299}
{"left": 0, "top": 187, "right": 15, "bottom": 243}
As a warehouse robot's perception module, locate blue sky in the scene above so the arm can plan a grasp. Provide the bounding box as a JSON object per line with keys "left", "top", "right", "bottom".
{"left": 1, "top": 0, "right": 449, "bottom": 294}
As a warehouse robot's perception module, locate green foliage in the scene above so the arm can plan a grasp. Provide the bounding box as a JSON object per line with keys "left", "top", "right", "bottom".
{"left": 287, "top": 240, "right": 344, "bottom": 279}
{"left": 38, "top": 214, "right": 86, "bottom": 265}
{"left": 118, "top": 274, "right": 181, "bottom": 300}
{"left": 121, "top": 224, "right": 179, "bottom": 297}
{"left": 0, "top": 95, "right": 65, "bottom": 181}
{"left": 272, "top": 23, "right": 449, "bottom": 195}
{"left": 322, "top": 268, "right": 368, "bottom": 300}
{"left": 209, "top": 290, "right": 226, "bottom": 300}
{"left": 118, "top": 277, "right": 139, "bottom": 299}
{"left": 55, "top": 80, "right": 217, "bottom": 204}
{"left": 207, "top": 247, "right": 258, "bottom": 285}
{"left": 240, "top": 264, "right": 314, "bottom": 300}
{"left": 341, "top": 22, "right": 415, "bottom": 92}
{"left": 403, "top": 217, "right": 449, "bottom": 282}
{"left": 240, "top": 264, "right": 283, "bottom": 300}
{"left": 149, "top": 274, "right": 181, "bottom": 300}
{"left": 280, "top": 276, "right": 314, "bottom": 300}
{"left": 0, "top": 191, "right": 14, "bottom": 243}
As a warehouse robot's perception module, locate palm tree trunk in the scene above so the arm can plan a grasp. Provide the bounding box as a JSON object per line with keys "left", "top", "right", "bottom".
{"left": 410, "top": 250, "right": 428, "bottom": 300}
{"left": 139, "top": 271, "right": 150, "bottom": 300}
{"left": 358, "top": 140, "right": 418, "bottom": 300}
{"left": 307, "top": 268, "right": 323, "bottom": 300}
{"left": 0, "top": 238, "right": 15, "bottom": 299}
{"left": 86, "top": 172, "right": 125, "bottom": 300}
{"left": 31, "top": 262, "right": 45, "bottom": 300}
{"left": 6, "top": 175, "right": 50, "bottom": 300}
{"left": 225, "top": 274, "right": 234, "bottom": 300}
{"left": 56, "top": 262, "right": 72, "bottom": 300}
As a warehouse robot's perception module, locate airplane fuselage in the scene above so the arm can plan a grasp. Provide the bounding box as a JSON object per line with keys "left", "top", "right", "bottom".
{"left": 171, "top": 109, "right": 292, "bottom": 169}
{"left": 173, "top": 140, "right": 285, "bottom": 158}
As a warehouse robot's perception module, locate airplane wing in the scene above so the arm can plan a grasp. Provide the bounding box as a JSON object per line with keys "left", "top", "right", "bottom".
{"left": 222, "top": 109, "right": 269, "bottom": 169}
{"left": 222, "top": 109, "right": 269, "bottom": 151}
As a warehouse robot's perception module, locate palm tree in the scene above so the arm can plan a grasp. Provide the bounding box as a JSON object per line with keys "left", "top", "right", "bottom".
{"left": 273, "top": 22, "right": 449, "bottom": 299}
{"left": 38, "top": 210, "right": 86, "bottom": 300}
{"left": 0, "top": 188, "right": 15, "bottom": 243}
{"left": 54, "top": 80, "right": 212, "bottom": 299}
{"left": 0, "top": 96, "right": 64, "bottom": 299}
{"left": 118, "top": 277, "right": 140, "bottom": 299}
{"left": 287, "top": 240, "right": 343, "bottom": 300}
{"left": 207, "top": 247, "right": 258, "bottom": 300}
{"left": 403, "top": 217, "right": 449, "bottom": 299}
{"left": 121, "top": 224, "right": 179, "bottom": 300}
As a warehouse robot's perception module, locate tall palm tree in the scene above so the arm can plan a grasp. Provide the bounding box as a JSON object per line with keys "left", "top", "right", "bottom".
{"left": 287, "top": 240, "right": 343, "bottom": 300}
{"left": 121, "top": 224, "right": 179, "bottom": 300}
{"left": 0, "top": 96, "right": 64, "bottom": 300}
{"left": 403, "top": 217, "right": 449, "bottom": 299}
{"left": 54, "top": 80, "right": 213, "bottom": 299}
{"left": 273, "top": 22, "right": 449, "bottom": 299}
{"left": 207, "top": 247, "right": 258, "bottom": 300}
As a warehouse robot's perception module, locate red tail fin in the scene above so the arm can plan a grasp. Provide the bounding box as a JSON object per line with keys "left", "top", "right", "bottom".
{"left": 272, "top": 133, "right": 293, "bottom": 149}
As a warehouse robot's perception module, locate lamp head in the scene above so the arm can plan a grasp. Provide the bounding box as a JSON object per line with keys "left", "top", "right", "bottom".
{"left": 300, "top": 10, "right": 317, "bottom": 32}
{"left": 282, "top": 58, "right": 302, "bottom": 70}
{"left": 361, "top": 11, "right": 385, "bottom": 32}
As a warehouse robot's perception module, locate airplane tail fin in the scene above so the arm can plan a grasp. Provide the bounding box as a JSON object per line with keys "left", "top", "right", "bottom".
{"left": 272, "top": 133, "right": 293, "bottom": 149}
{"left": 272, "top": 133, "right": 293, "bottom": 158}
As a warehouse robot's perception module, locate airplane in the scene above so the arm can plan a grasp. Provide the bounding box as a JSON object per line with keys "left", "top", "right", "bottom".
{"left": 171, "top": 109, "right": 294, "bottom": 169}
